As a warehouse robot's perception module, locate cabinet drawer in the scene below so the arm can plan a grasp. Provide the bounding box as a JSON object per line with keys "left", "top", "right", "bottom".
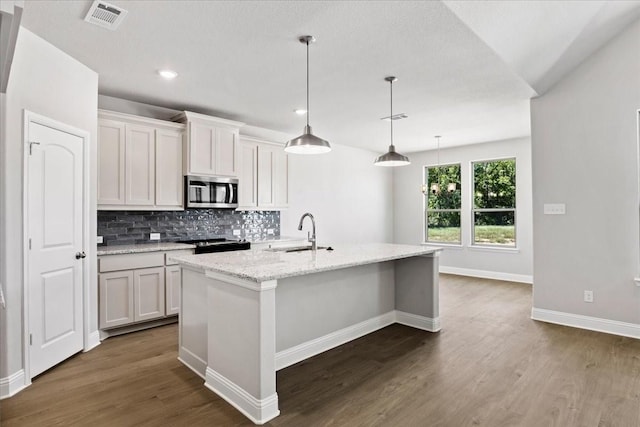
{"left": 99, "top": 252, "right": 165, "bottom": 272}
{"left": 165, "top": 250, "right": 194, "bottom": 265}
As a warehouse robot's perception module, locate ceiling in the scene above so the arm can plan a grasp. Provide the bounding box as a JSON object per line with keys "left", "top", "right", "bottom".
{"left": 20, "top": 1, "right": 640, "bottom": 153}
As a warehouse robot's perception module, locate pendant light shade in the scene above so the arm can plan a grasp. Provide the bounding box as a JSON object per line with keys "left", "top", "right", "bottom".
{"left": 285, "top": 35, "right": 331, "bottom": 154}
{"left": 374, "top": 76, "right": 410, "bottom": 167}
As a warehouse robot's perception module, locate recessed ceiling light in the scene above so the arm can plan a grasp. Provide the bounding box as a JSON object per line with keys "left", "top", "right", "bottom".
{"left": 294, "top": 109, "right": 307, "bottom": 115}
{"left": 158, "top": 69, "right": 178, "bottom": 80}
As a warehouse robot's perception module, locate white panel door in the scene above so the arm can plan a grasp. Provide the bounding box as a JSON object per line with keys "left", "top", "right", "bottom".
{"left": 27, "top": 120, "right": 85, "bottom": 378}
{"left": 155, "top": 129, "right": 183, "bottom": 208}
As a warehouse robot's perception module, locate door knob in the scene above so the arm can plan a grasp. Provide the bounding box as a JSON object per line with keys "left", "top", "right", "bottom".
{"left": 75, "top": 251, "right": 86, "bottom": 259}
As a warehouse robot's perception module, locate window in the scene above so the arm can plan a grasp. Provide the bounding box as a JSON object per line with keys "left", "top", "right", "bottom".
{"left": 472, "top": 159, "right": 516, "bottom": 247}
{"left": 425, "top": 163, "right": 461, "bottom": 244}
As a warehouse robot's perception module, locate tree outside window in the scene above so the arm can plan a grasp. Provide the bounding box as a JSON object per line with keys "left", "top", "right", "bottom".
{"left": 472, "top": 159, "right": 516, "bottom": 246}
{"left": 425, "top": 164, "right": 461, "bottom": 244}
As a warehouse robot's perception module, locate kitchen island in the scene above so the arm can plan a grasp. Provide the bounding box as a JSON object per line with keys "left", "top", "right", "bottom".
{"left": 169, "top": 243, "right": 441, "bottom": 425}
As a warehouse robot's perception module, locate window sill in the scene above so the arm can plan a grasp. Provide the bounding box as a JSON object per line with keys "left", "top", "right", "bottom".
{"left": 468, "top": 245, "right": 520, "bottom": 254}
{"left": 421, "top": 242, "right": 463, "bottom": 250}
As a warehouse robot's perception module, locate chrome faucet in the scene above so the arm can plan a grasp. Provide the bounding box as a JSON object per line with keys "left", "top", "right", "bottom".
{"left": 297, "top": 212, "right": 317, "bottom": 251}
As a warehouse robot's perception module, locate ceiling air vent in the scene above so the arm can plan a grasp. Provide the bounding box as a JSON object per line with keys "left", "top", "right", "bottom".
{"left": 381, "top": 113, "right": 408, "bottom": 121}
{"left": 84, "top": 1, "right": 128, "bottom": 30}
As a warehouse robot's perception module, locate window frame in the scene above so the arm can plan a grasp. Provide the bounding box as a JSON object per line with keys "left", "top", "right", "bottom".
{"left": 423, "top": 162, "right": 462, "bottom": 246}
{"left": 470, "top": 157, "right": 517, "bottom": 248}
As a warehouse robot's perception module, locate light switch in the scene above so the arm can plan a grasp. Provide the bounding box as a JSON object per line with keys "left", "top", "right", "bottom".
{"left": 544, "top": 203, "right": 566, "bottom": 215}
{"left": 97, "top": 236, "right": 103, "bottom": 244}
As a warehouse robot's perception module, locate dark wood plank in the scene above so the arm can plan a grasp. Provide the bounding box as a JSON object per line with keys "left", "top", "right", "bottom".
{"left": 2, "top": 274, "right": 639, "bottom": 426}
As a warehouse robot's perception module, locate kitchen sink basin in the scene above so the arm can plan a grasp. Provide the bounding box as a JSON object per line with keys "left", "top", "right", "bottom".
{"left": 265, "top": 245, "right": 329, "bottom": 253}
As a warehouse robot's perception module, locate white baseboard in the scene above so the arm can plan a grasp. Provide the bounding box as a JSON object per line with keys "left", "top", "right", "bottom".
{"left": 532, "top": 308, "right": 640, "bottom": 339}
{"left": 396, "top": 311, "right": 441, "bottom": 332}
{"left": 275, "top": 311, "right": 397, "bottom": 370}
{"left": 205, "top": 367, "right": 279, "bottom": 425}
{"left": 178, "top": 347, "right": 207, "bottom": 379}
{"left": 439, "top": 266, "right": 533, "bottom": 284}
{"left": 0, "top": 369, "right": 27, "bottom": 399}
{"left": 84, "top": 330, "right": 101, "bottom": 352}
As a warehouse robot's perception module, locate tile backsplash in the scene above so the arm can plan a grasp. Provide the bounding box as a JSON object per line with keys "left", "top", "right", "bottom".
{"left": 97, "top": 209, "right": 280, "bottom": 246}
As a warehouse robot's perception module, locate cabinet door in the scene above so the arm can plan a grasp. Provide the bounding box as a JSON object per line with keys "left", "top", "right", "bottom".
{"left": 99, "top": 271, "right": 134, "bottom": 329}
{"left": 274, "top": 149, "right": 289, "bottom": 208}
{"left": 188, "top": 122, "right": 216, "bottom": 175}
{"left": 98, "top": 119, "right": 126, "bottom": 205}
{"left": 239, "top": 141, "right": 258, "bottom": 208}
{"left": 133, "top": 267, "right": 165, "bottom": 322}
{"left": 257, "top": 144, "right": 276, "bottom": 208}
{"left": 125, "top": 124, "right": 155, "bottom": 206}
{"left": 165, "top": 265, "right": 181, "bottom": 316}
{"left": 155, "top": 129, "right": 183, "bottom": 208}
{"left": 216, "top": 127, "right": 239, "bottom": 177}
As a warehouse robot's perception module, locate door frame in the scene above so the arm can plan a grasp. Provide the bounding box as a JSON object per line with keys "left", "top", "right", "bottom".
{"left": 22, "top": 110, "right": 91, "bottom": 383}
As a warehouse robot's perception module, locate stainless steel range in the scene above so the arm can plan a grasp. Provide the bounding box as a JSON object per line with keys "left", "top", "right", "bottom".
{"left": 180, "top": 238, "right": 250, "bottom": 254}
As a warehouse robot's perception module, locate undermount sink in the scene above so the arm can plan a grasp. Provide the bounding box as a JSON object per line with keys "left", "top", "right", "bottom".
{"left": 266, "top": 245, "right": 329, "bottom": 253}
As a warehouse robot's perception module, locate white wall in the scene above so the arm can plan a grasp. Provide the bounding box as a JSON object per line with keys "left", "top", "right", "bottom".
{"left": 393, "top": 137, "right": 533, "bottom": 282}
{"left": 281, "top": 143, "right": 394, "bottom": 245}
{"left": 1, "top": 28, "right": 98, "bottom": 392}
{"left": 530, "top": 20, "right": 640, "bottom": 331}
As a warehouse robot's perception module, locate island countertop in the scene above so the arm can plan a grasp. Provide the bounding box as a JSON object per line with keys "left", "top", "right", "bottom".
{"left": 169, "top": 243, "right": 441, "bottom": 282}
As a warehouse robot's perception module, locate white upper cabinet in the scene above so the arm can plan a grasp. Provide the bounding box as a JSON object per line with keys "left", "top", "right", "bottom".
{"left": 173, "top": 111, "right": 244, "bottom": 178}
{"left": 98, "top": 110, "right": 185, "bottom": 211}
{"left": 155, "top": 128, "right": 184, "bottom": 208}
{"left": 239, "top": 140, "right": 258, "bottom": 208}
{"left": 125, "top": 124, "right": 155, "bottom": 206}
{"left": 238, "top": 136, "right": 289, "bottom": 210}
{"left": 98, "top": 119, "right": 126, "bottom": 205}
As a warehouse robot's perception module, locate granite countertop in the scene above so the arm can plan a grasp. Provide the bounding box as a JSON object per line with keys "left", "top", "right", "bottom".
{"left": 97, "top": 242, "right": 196, "bottom": 256}
{"left": 169, "top": 243, "right": 441, "bottom": 282}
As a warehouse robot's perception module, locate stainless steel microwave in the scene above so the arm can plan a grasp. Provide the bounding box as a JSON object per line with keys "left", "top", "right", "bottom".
{"left": 185, "top": 175, "right": 238, "bottom": 209}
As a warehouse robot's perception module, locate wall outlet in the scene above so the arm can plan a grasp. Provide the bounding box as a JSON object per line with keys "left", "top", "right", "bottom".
{"left": 149, "top": 233, "right": 161, "bottom": 241}
{"left": 267, "top": 229, "right": 274, "bottom": 235}
{"left": 583, "top": 290, "right": 594, "bottom": 303}
{"left": 97, "top": 236, "right": 103, "bottom": 244}
{"left": 232, "top": 229, "right": 241, "bottom": 236}
{"left": 544, "top": 203, "right": 566, "bottom": 215}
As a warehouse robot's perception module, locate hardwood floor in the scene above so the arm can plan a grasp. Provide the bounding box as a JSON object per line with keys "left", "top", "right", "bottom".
{"left": 2, "top": 274, "right": 639, "bottom": 426}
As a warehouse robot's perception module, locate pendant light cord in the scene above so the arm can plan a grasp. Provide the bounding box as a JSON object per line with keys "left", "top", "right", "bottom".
{"left": 306, "top": 39, "right": 310, "bottom": 127}
{"left": 390, "top": 79, "right": 393, "bottom": 147}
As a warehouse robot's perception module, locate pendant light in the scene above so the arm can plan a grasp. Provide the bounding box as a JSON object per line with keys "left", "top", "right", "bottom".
{"left": 422, "top": 135, "right": 454, "bottom": 195}
{"left": 285, "top": 35, "right": 331, "bottom": 154}
{"left": 374, "top": 76, "right": 410, "bottom": 167}
{"left": 430, "top": 136, "right": 442, "bottom": 194}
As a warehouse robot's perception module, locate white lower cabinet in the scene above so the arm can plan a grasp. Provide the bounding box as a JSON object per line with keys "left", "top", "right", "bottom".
{"left": 99, "top": 251, "right": 188, "bottom": 330}
{"left": 99, "top": 270, "right": 134, "bottom": 329}
{"left": 134, "top": 267, "right": 165, "bottom": 322}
